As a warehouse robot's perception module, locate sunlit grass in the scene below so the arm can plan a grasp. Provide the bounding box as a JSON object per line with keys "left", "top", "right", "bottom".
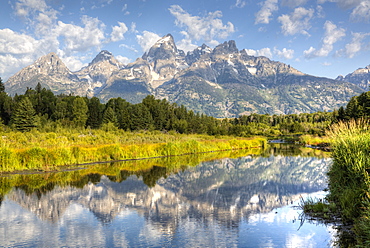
{"left": 0, "top": 148, "right": 263, "bottom": 199}
{"left": 0, "top": 127, "right": 267, "bottom": 172}
{"left": 324, "top": 119, "right": 370, "bottom": 246}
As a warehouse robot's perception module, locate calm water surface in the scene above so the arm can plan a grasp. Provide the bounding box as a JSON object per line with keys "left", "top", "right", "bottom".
{"left": 0, "top": 145, "right": 335, "bottom": 247}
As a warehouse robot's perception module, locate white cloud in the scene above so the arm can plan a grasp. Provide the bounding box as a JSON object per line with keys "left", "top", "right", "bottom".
{"left": 3, "top": 1, "right": 129, "bottom": 80}
{"left": 13, "top": 0, "right": 58, "bottom": 37}
{"left": 318, "top": 0, "right": 370, "bottom": 21}
{"left": 322, "top": 62, "right": 332, "bottom": 66}
{"left": 58, "top": 51, "right": 86, "bottom": 72}
{"left": 175, "top": 31, "right": 199, "bottom": 52}
{"left": 122, "top": 3, "right": 128, "bottom": 12}
{"left": 177, "top": 38, "right": 199, "bottom": 52}
{"left": 122, "top": 4, "right": 130, "bottom": 15}
{"left": 136, "top": 31, "right": 161, "bottom": 52}
{"left": 116, "top": 55, "right": 131, "bottom": 65}
{"left": 254, "top": 0, "right": 278, "bottom": 24}
{"left": 0, "top": 54, "right": 36, "bottom": 80}
{"left": 119, "top": 44, "right": 138, "bottom": 53}
{"left": 277, "top": 7, "right": 314, "bottom": 36}
{"left": 304, "top": 20, "right": 346, "bottom": 58}
{"left": 232, "top": 0, "right": 247, "bottom": 8}
{"left": 350, "top": 1, "right": 370, "bottom": 22}
{"left": 325, "top": 0, "right": 362, "bottom": 9}
{"left": 168, "top": 5, "right": 235, "bottom": 43}
{"left": 14, "top": 0, "right": 49, "bottom": 18}
{"left": 303, "top": 46, "right": 316, "bottom": 56}
{"left": 0, "top": 29, "right": 39, "bottom": 54}
{"left": 89, "top": 0, "right": 113, "bottom": 9}
{"left": 342, "top": 32, "right": 370, "bottom": 58}
{"left": 0, "top": 29, "right": 46, "bottom": 80}
{"left": 281, "top": 0, "right": 309, "bottom": 8}
{"left": 55, "top": 15, "right": 106, "bottom": 55}
{"left": 35, "top": 11, "right": 57, "bottom": 36}
{"left": 245, "top": 48, "right": 273, "bottom": 58}
{"left": 274, "top": 47, "right": 294, "bottom": 59}
{"left": 110, "top": 22, "right": 128, "bottom": 42}
{"left": 130, "top": 22, "right": 138, "bottom": 33}
{"left": 316, "top": 5, "right": 325, "bottom": 18}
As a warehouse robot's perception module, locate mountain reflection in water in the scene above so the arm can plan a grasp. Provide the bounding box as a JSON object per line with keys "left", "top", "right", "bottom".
{"left": 0, "top": 145, "right": 334, "bottom": 247}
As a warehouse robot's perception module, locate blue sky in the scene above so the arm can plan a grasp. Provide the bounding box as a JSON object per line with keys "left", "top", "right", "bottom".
{"left": 1, "top": 0, "right": 370, "bottom": 81}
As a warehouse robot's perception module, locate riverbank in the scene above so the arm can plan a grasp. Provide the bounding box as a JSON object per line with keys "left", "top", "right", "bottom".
{"left": 302, "top": 119, "right": 370, "bottom": 247}
{"left": 0, "top": 128, "right": 267, "bottom": 173}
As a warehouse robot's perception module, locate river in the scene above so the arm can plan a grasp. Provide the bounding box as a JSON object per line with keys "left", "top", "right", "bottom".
{"left": 0, "top": 144, "right": 336, "bottom": 247}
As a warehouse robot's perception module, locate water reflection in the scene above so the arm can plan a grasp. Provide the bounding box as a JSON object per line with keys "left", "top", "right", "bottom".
{"left": 0, "top": 146, "right": 333, "bottom": 247}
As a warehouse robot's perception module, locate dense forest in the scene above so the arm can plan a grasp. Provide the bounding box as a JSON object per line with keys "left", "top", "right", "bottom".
{"left": 0, "top": 78, "right": 347, "bottom": 137}
{"left": 336, "top": 91, "right": 370, "bottom": 121}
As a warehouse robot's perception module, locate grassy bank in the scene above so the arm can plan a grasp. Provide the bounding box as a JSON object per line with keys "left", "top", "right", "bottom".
{"left": 0, "top": 148, "right": 263, "bottom": 199}
{"left": 298, "top": 134, "right": 330, "bottom": 146}
{"left": 0, "top": 128, "right": 267, "bottom": 173}
{"left": 302, "top": 119, "right": 370, "bottom": 247}
{"left": 327, "top": 120, "right": 370, "bottom": 247}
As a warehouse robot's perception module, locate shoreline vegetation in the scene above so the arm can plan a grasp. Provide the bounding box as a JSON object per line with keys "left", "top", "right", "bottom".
{"left": 0, "top": 148, "right": 265, "bottom": 199}
{"left": 0, "top": 128, "right": 267, "bottom": 173}
{"left": 0, "top": 143, "right": 329, "bottom": 212}
{"left": 301, "top": 119, "right": 370, "bottom": 247}
{"left": 0, "top": 80, "right": 332, "bottom": 174}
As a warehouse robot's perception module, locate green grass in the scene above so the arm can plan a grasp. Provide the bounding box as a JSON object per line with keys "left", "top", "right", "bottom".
{"left": 299, "top": 196, "right": 337, "bottom": 220}
{"left": 0, "top": 148, "right": 263, "bottom": 198}
{"left": 307, "top": 119, "right": 370, "bottom": 247}
{"left": 0, "top": 128, "right": 267, "bottom": 173}
{"left": 298, "top": 134, "right": 330, "bottom": 146}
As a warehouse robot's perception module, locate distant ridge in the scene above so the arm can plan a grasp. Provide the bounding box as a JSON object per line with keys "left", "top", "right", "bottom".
{"left": 337, "top": 65, "right": 370, "bottom": 91}
{"left": 5, "top": 34, "right": 364, "bottom": 117}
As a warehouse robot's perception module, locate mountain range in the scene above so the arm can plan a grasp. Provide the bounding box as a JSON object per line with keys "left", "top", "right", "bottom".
{"left": 5, "top": 34, "right": 369, "bottom": 117}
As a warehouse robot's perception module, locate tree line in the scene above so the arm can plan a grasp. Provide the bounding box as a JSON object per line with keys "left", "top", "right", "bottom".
{"left": 0, "top": 78, "right": 338, "bottom": 136}
{"left": 336, "top": 91, "right": 370, "bottom": 121}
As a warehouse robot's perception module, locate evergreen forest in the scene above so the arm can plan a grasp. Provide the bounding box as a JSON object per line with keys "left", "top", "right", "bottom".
{"left": 0, "top": 78, "right": 340, "bottom": 137}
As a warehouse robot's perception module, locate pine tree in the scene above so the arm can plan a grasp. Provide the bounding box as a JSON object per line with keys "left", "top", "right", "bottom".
{"left": 102, "top": 106, "right": 118, "bottom": 126}
{"left": 53, "top": 100, "right": 68, "bottom": 121}
{"left": 130, "top": 103, "right": 153, "bottom": 130}
{"left": 86, "top": 97, "right": 103, "bottom": 129}
{"left": 0, "top": 77, "right": 5, "bottom": 93}
{"left": 11, "top": 97, "right": 39, "bottom": 132}
{"left": 72, "top": 97, "right": 88, "bottom": 127}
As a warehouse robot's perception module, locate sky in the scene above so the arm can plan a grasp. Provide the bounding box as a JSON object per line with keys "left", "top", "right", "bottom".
{"left": 1, "top": 0, "right": 370, "bottom": 81}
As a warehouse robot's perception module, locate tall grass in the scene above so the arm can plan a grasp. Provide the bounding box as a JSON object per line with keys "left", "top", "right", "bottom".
{"left": 0, "top": 148, "right": 263, "bottom": 199}
{"left": 298, "top": 134, "right": 330, "bottom": 145}
{"left": 0, "top": 128, "right": 266, "bottom": 172}
{"left": 326, "top": 119, "right": 370, "bottom": 246}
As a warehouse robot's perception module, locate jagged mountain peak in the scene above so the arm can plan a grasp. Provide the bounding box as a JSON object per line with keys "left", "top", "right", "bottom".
{"left": 5, "top": 51, "right": 82, "bottom": 96}
{"left": 21, "top": 52, "right": 70, "bottom": 76}
{"left": 156, "top": 33, "right": 175, "bottom": 44}
{"left": 90, "top": 50, "right": 115, "bottom": 65}
{"left": 336, "top": 75, "right": 344, "bottom": 80}
{"left": 353, "top": 65, "right": 370, "bottom": 74}
{"left": 338, "top": 64, "right": 370, "bottom": 90}
{"left": 4, "top": 37, "right": 365, "bottom": 117}
{"left": 185, "top": 44, "right": 212, "bottom": 65}
{"left": 213, "top": 40, "right": 238, "bottom": 55}
{"left": 142, "top": 34, "right": 181, "bottom": 62}
{"left": 36, "top": 52, "right": 58, "bottom": 61}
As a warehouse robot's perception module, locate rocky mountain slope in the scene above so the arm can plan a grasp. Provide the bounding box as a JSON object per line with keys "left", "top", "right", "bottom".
{"left": 5, "top": 34, "right": 365, "bottom": 117}
{"left": 337, "top": 65, "right": 370, "bottom": 91}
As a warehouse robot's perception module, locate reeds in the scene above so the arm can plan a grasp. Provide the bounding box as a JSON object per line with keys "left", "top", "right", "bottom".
{"left": 0, "top": 148, "right": 263, "bottom": 199}
{"left": 298, "top": 134, "right": 330, "bottom": 145}
{"left": 0, "top": 128, "right": 267, "bottom": 172}
{"left": 325, "top": 119, "right": 370, "bottom": 246}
